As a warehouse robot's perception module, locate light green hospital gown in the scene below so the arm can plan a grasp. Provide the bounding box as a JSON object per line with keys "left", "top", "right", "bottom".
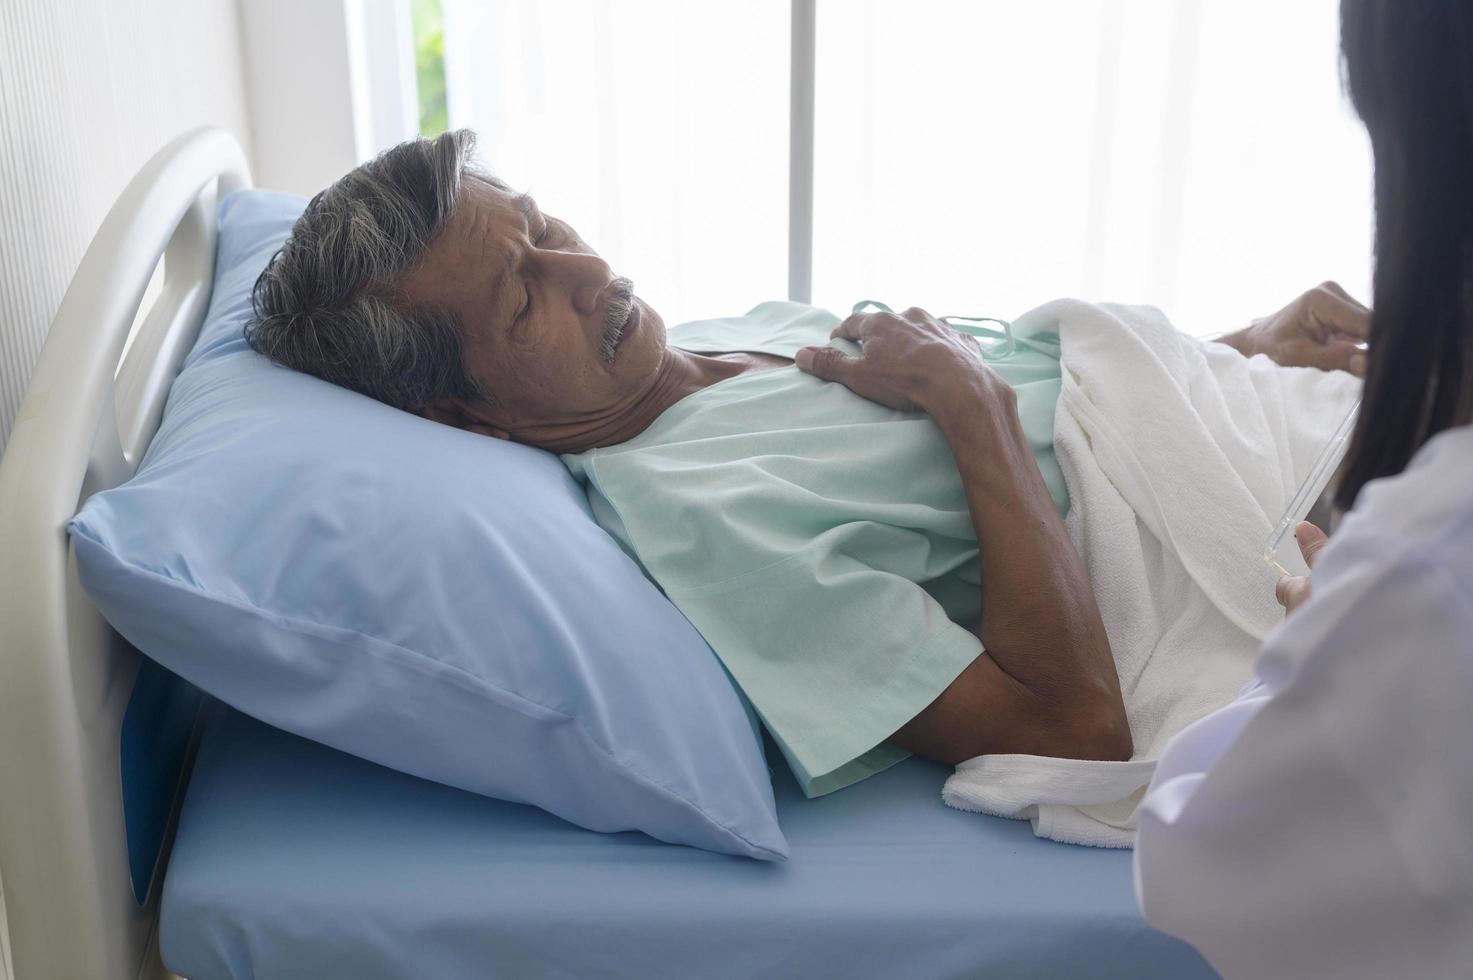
{"left": 560, "top": 301, "right": 1066, "bottom": 798}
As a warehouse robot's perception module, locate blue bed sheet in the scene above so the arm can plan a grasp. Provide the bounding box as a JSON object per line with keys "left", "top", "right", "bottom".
{"left": 161, "top": 705, "right": 1216, "bottom": 979}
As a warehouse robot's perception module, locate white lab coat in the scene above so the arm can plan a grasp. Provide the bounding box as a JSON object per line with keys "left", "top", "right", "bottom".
{"left": 1134, "top": 424, "right": 1473, "bottom": 979}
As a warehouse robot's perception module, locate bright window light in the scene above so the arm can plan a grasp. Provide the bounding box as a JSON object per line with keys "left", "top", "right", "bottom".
{"left": 437, "top": 0, "right": 1372, "bottom": 334}
{"left": 811, "top": 0, "right": 1372, "bottom": 335}
{"left": 441, "top": 0, "right": 789, "bottom": 326}
{"left": 412, "top": 0, "right": 447, "bottom": 137}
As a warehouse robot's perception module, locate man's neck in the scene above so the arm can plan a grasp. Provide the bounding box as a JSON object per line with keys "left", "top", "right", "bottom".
{"left": 509, "top": 348, "right": 752, "bottom": 454}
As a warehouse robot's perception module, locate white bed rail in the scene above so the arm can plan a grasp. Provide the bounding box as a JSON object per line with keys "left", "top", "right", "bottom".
{"left": 0, "top": 127, "right": 250, "bottom": 980}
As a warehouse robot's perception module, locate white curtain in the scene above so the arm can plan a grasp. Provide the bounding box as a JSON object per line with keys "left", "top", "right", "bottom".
{"left": 441, "top": 0, "right": 1372, "bottom": 334}
{"left": 813, "top": 0, "right": 1372, "bottom": 335}
{"left": 442, "top": 0, "right": 790, "bottom": 327}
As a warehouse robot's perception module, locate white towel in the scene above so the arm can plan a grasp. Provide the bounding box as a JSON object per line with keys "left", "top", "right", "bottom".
{"left": 942, "top": 299, "right": 1361, "bottom": 846}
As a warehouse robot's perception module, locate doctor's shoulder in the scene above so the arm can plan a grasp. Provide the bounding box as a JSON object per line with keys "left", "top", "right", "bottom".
{"left": 1255, "top": 425, "right": 1473, "bottom": 687}
{"left": 1335, "top": 423, "right": 1473, "bottom": 568}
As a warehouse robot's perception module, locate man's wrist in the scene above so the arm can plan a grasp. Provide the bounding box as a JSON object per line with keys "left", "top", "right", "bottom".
{"left": 924, "top": 386, "right": 1050, "bottom": 509}
{"left": 1215, "top": 325, "right": 1258, "bottom": 358}
{"left": 923, "top": 379, "right": 1022, "bottom": 445}
{"left": 921, "top": 374, "right": 1000, "bottom": 424}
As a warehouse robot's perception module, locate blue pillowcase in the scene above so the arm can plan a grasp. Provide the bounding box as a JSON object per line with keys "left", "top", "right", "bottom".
{"left": 69, "top": 189, "right": 788, "bottom": 861}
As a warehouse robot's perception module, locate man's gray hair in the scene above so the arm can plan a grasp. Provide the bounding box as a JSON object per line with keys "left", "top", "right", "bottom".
{"left": 246, "top": 128, "right": 500, "bottom": 410}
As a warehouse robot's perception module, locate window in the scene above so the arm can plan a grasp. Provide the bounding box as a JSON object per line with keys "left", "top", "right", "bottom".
{"left": 412, "top": 0, "right": 448, "bottom": 136}
{"left": 432, "top": 0, "right": 1371, "bottom": 332}
{"left": 439, "top": 0, "right": 789, "bottom": 326}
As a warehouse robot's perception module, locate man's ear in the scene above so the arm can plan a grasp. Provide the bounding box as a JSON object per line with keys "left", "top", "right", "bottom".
{"left": 410, "top": 399, "right": 511, "bottom": 441}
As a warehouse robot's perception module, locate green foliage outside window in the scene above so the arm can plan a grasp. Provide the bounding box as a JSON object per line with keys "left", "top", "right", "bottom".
{"left": 413, "top": 0, "right": 448, "bottom": 137}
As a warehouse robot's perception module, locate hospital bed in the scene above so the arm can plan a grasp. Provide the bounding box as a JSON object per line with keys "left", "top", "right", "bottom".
{"left": 0, "top": 128, "right": 1217, "bottom": 979}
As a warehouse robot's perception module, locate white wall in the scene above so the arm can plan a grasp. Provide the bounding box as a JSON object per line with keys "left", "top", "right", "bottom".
{"left": 239, "top": 0, "right": 418, "bottom": 197}
{"left": 238, "top": 0, "right": 358, "bottom": 196}
{"left": 0, "top": 0, "right": 255, "bottom": 458}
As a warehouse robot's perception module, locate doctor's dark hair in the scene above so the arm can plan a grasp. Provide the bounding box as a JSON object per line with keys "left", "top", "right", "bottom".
{"left": 1335, "top": 1, "right": 1473, "bottom": 510}
{"left": 246, "top": 128, "right": 499, "bottom": 411}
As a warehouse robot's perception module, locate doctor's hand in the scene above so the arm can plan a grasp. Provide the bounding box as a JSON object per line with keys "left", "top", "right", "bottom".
{"left": 1275, "top": 521, "right": 1329, "bottom": 617}
{"left": 1221, "top": 282, "right": 1370, "bottom": 376}
{"left": 794, "top": 306, "right": 1005, "bottom": 417}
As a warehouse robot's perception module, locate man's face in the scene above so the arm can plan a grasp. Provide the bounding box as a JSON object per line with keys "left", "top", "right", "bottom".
{"left": 396, "top": 176, "right": 666, "bottom": 437}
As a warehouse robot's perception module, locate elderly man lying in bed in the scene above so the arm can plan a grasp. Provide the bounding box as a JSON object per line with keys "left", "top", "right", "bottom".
{"left": 246, "top": 130, "right": 1368, "bottom": 798}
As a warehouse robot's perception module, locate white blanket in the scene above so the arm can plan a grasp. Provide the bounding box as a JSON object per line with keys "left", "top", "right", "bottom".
{"left": 941, "top": 299, "right": 1361, "bottom": 846}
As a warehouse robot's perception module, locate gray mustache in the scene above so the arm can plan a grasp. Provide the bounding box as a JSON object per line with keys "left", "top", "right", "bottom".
{"left": 600, "top": 277, "right": 636, "bottom": 363}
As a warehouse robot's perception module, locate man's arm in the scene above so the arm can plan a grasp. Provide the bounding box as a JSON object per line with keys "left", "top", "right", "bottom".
{"left": 795, "top": 307, "right": 1131, "bottom": 765}
{"left": 889, "top": 376, "right": 1132, "bottom": 765}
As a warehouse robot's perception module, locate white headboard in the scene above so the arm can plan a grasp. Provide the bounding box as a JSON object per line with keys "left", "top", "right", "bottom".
{"left": 0, "top": 127, "right": 250, "bottom": 980}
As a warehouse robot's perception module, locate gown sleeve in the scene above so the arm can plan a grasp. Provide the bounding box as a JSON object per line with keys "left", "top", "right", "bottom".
{"left": 661, "top": 538, "right": 986, "bottom": 798}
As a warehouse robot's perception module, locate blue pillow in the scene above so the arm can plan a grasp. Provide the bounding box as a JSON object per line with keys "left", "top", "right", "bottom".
{"left": 69, "top": 189, "right": 787, "bottom": 862}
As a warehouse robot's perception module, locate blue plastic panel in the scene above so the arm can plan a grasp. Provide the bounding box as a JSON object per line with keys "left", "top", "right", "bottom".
{"left": 120, "top": 657, "right": 205, "bottom": 903}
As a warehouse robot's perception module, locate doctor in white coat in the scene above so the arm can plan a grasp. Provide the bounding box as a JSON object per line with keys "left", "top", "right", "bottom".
{"left": 1134, "top": 1, "right": 1473, "bottom": 977}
